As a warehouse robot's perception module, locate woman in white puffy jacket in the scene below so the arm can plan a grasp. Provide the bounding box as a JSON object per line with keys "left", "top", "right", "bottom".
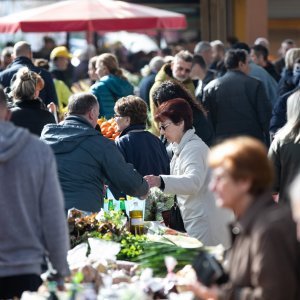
{"left": 145, "top": 98, "right": 233, "bottom": 248}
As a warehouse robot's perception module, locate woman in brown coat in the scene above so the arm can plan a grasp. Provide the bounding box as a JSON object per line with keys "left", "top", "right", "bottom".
{"left": 188, "top": 136, "right": 300, "bottom": 300}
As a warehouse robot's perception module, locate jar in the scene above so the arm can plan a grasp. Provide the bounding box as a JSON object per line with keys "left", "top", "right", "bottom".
{"left": 129, "top": 209, "right": 144, "bottom": 235}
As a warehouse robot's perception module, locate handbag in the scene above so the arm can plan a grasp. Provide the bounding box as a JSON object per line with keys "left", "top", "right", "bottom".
{"left": 192, "top": 250, "right": 228, "bottom": 286}
{"left": 162, "top": 195, "right": 186, "bottom": 233}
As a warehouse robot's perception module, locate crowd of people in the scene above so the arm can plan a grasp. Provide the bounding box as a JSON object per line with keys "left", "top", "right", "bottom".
{"left": 1, "top": 35, "right": 300, "bottom": 298}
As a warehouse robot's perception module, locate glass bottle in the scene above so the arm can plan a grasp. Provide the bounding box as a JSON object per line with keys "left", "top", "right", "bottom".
{"left": 47, "top": 281, "right": 59, "bottom": 300}
{"left": 108, "top": 199, "right": 114, "bottom": 211}
{"left": 129, "top": 201, "right": 144, "bottom": 235}
{"left": 119, "top": 197, "right": 129, "bottom": 221}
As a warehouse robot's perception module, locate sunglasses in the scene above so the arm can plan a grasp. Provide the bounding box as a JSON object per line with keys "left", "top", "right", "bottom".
{"left": 159, "top": 122, "right": 172, "bottom": 131}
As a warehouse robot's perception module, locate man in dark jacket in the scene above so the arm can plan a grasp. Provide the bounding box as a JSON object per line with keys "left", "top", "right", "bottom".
{"left": 250, "top": 44, "right": 281, "bottom": 82}
{"left": 190, "top": 54, "right": 216, "bottom": 102}
{"left": 0, "top": 41, "right": 58, "bottom": 106}
{"left": 203, "top": 49, "right": 272, "bottom": 145}
{"left": 41, "top": 92, "right": 149, "bottom": 213}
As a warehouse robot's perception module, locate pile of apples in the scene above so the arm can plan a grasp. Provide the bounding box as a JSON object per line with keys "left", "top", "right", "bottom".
{"left": 97, "top": 117, "right": 120, "bottom": 140}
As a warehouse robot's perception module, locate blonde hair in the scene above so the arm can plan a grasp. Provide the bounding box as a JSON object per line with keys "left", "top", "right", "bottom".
{"left": 97, "top": 53, "right": 127, "bottom": 80}
{"left": 285, "top": 48, "right": 300, "bottom": 70}
{"left": 209, "top": 137, "right": 274, "bottom": 196}
{"left": 11, "top": 67, "right": 44, "bottom": 100}
{"left": 275, "top": 89, "right": 300, "bottom": 143}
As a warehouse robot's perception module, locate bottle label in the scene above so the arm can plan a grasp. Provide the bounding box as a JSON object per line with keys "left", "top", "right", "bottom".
{"left": 131, "top": 218, "right": 143, "bottom": 226}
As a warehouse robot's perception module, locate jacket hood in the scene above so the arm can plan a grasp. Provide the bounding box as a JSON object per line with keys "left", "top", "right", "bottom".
{"left": 101, "top": 74, "right": 134, "bottom": 97}
{"left": 0, "top": 121, "right": 31, "bottom": 162}
{"left": 41, "top": 116, "right": 101, "bottom": 154}
{"left": 155, "top": 63, "right": 173, "bottom": 82}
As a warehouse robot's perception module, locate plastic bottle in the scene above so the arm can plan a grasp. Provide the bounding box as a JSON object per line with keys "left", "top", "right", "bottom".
{"left": 129, "top": 201, "right": 144, "bottom": 235}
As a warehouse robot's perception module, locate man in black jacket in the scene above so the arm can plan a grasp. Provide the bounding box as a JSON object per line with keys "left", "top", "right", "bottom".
{"left": 202, "top": 49, "right": 272, "bottom": 145}
{"left": 250, "top": 44, "right": 281, "bottom": 82}
{"left": 0, "top": 41, "right": 58, "bottom": 106}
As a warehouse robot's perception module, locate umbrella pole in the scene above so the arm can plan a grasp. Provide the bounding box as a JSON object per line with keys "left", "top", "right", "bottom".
{"left": 86, "top": 31, "right": 98, "bottom": 49}
{"left": 66, "top": 32, "right": 70, "bottom": 49}
{"left": 156, "top": 30, "right": 162, "bottom": 49}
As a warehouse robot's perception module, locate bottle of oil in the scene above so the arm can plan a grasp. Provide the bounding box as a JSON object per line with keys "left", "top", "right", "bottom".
{"left": 129, "top": 201, "right": 144, "bottom": 235}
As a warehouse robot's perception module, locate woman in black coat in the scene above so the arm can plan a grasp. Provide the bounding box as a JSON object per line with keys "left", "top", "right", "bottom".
{"left": 152, "top": 80, "right": 214, "bottom": 147}
{"left": 9, "top": 67, "right": 56, "bottom": 136}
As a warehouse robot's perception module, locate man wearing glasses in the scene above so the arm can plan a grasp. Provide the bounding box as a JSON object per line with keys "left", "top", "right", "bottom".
{"left": 149, "top": 50, "right": 195, "bottom": 135}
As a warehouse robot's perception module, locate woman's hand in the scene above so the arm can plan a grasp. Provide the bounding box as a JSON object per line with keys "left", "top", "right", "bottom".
{"left": 144, "top": 175, "right": 161, "bottom": 189}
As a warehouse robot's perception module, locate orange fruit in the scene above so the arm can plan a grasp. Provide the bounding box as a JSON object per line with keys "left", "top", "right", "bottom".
{"left": 112, "top": 132, "right": 120, "bottom": 139}
{"left": 100, "top": 121, "right": 110, "bottom": 128}
{"left": 104, "top": 131, "right": 113, "bottom": 138}
{"left": 107, "top": 125, "right": 115, "bottom": 132}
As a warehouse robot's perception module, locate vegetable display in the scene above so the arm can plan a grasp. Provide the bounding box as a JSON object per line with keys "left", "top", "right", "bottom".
{"left": 68, "top": 208, "right": 219, "bottom": 279}
{"left": 97, "top": 117, "right": 120, "bottom": 140}
{"left": 68, "top": 209, "right": 147, "bottom": 260}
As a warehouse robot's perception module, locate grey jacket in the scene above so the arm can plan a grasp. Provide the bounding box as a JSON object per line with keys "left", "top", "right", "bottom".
{"left": 41, "top": 115, "right": 149, "bottom": 212}
{"left": 0, "top": 121, "right": 70, "bottom": 277}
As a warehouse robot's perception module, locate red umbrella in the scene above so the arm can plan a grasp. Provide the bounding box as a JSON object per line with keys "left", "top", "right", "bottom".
{"left": 0, "top": 0, "right": 186, "bottom": 33}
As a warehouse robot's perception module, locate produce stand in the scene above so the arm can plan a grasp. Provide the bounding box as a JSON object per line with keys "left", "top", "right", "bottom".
{"left": 21, "top": 207, "right": 224, "bottom": 299}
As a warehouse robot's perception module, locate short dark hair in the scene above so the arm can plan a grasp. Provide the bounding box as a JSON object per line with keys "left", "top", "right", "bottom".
{"left": 155, "top": 98, "right": 193, "bottom": 132}
{"left": 226, "top": 36, "right": 239, "bottom": 47}
{"left": 152, "top": 80, "right": 206, "bottom": 115}
{"left": 68, "top": 92, "right": 98, "bottom": 115}
{"left": 192, "top": 54, "right": 207, "bottom": 70}
{"left": 232, "top": 42, "right": 250, "bottom": 54}
{"left": 225, "top": 49, "right": 248, "bottom": 70}
{"left": 251, "top": 44, "right": 269, "bottom": 61}
{"left": 114, "top": 96, "right": 147, "bottom": 125}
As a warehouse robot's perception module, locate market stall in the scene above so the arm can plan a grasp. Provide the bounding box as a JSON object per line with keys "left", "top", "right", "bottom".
{"left": 22, "top": 198, "right": 226, "bottom": 299}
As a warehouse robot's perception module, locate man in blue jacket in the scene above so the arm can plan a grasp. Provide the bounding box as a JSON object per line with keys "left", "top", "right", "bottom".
{"left": 41, "top": 92, "right": 149, "bottom": 213}
{"left": 0, "top": 41, "right": 58, "bottom": 106}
